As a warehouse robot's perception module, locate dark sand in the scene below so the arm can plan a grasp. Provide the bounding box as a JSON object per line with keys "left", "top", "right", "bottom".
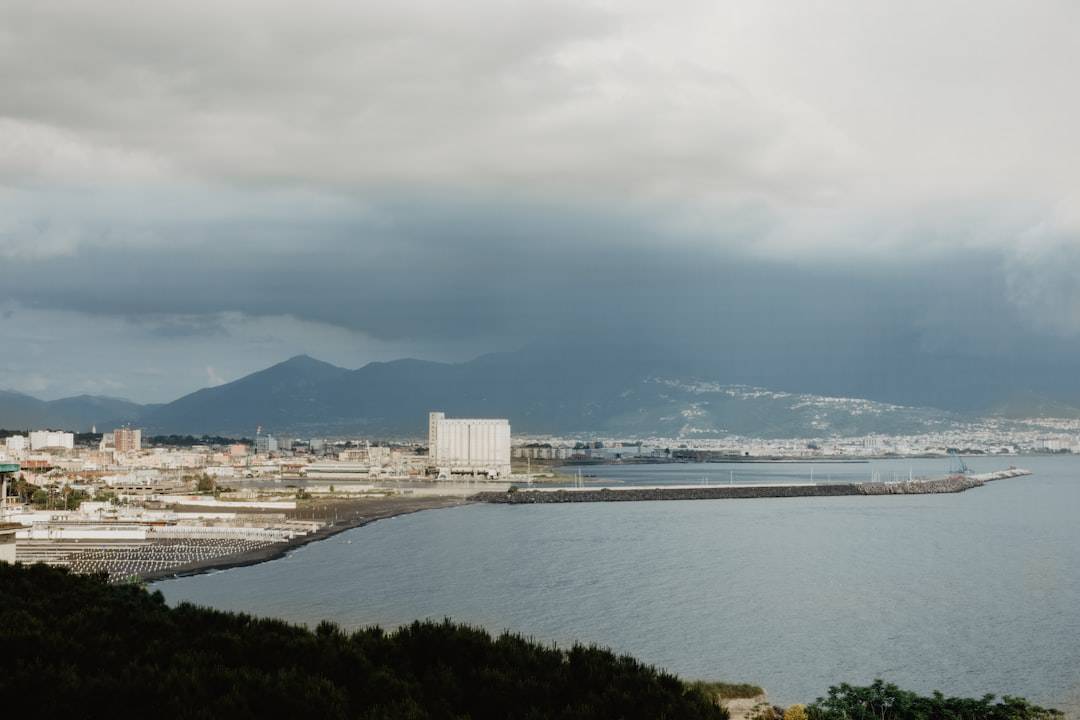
{"left": 141, "top": 495, "right": 471, "bottom": 583}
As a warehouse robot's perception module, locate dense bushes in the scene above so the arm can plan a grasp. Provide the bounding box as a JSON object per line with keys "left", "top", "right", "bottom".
{"left": 0, "top": 563, "right": 724, "bottom": 719}
{"left": 806, "top": 680, "right": 1060, "bottom": 720}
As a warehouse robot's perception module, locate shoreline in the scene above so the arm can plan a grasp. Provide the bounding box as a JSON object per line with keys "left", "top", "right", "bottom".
{"left": 141, "top": 468, "right": 1031, "bottom": 582}
{"left": 141, "top": 495, "right": 473, "bottom": 583}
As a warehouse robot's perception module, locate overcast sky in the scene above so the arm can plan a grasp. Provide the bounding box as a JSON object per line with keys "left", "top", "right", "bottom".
{"left": 2, "top": 1, "right": 1080, "bottom": 403}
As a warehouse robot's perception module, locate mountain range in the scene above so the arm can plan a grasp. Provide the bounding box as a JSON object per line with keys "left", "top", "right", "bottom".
{"left": 4, "top": 348, "right": 1078, "bottom": 439}
{"left": 0, "top": 391, "right": 152, "bottom": 434}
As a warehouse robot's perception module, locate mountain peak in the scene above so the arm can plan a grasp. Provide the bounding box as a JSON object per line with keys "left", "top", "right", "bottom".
{"left": 260, "top": 355, "right": 350, "bottom": 375}
{"left": 279, "top": 354, "right": 329, "bottom": 367}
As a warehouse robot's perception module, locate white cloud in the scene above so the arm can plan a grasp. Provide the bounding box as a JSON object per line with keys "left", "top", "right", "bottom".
{"left": 205, "top": 366, "right": 226, "bottom": 387}
{"left": 0, "top": 117, "right": 169, "bottom": 184}
{"left": 0, "top": 2, "right": 853, "bottom": 211}
{"left": 1, "top": 0, "right": 1077, "bottom": 264}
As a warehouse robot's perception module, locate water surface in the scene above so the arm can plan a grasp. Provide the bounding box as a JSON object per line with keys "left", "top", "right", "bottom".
{"left": 156, "top": 456, "right": 1080, "bottom": 712}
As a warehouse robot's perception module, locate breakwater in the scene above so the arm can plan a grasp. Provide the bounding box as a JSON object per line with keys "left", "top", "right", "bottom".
{"left": 474, "top": 468, "right": 1031, "bottom": 504}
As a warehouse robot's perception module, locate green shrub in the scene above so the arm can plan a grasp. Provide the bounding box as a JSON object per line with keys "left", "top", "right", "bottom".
{"left": 806, "top": 680, "right": 1061, "bottom": 720}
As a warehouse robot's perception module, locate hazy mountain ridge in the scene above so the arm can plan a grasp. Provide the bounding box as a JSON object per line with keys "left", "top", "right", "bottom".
{"left": 0, "top": 390, "right": 145, "bottom": 431}
{"left": 0, "top": 352, "right": 1009, "bottom": 439}
{"left": 141, "top": 354, "right": 352, "bottom": 435}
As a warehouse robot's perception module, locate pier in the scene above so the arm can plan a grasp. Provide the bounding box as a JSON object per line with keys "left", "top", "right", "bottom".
{"left": 473, "top": 468, "right": 1033, "bottom": 504}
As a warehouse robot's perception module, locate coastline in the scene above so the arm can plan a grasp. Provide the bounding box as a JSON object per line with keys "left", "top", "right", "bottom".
{"left": 138, "top": 463, "right": 1074, "bottom": 716}
{"left": 141, "top": 495, "right": 473, "bottom": 583}
{"left": 143, "top": 468, "right": 1031, "bottom": 582}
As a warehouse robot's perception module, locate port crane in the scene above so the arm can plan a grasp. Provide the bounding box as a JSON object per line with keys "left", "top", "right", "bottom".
{"left": 947, "top": 449, "right": 970, "bottom": 475}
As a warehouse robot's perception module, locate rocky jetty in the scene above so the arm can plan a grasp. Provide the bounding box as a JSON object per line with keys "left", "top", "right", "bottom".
{"left": 474, "top": 468, "right": 1031, "bottom": 504}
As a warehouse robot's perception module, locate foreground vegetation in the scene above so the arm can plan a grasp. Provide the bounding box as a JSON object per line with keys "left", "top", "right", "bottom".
{"left": 0, "top": 563, "right": 724, "bottom": 719}
{"left": 743, "top": 682, "right": 1061, "bottom": 720}
{"left": 804, "top": 681, "right": 1061, "bottom": 720}
{"left": 0, "top": 565, "right": 1062, "bottom": 719}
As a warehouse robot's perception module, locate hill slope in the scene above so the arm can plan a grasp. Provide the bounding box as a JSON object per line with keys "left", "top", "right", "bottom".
{"left": 0, "top": 390, "right": 144, "bottom": 431}
{"left": 135, "top": 350, "right": 967, "bottom": 438}
{"left": 141, "top": 354, "right": 351, "bottom": 436}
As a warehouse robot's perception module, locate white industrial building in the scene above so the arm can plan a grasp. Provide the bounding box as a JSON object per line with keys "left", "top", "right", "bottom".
{"left": 29, "top": 431, "right": 75, "bottom": 451}
{"left": 4, "top": 435, "right": 27, "bottom": 453}
{"left": 428, "top": 412, "right": 511, "bottom": 478}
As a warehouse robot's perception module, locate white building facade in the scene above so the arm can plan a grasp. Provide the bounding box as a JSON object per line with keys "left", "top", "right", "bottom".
{"left": 29, "top": 431, "right": 75, "bottom": 451}
{"left": 0, "top": 525, "right": 16, "bottom": 564}
{"left": 4, "top": 435, "right": 27, "bottom": 453}
{"left": 428, "top": 412, "right": 511, "bottom": 478}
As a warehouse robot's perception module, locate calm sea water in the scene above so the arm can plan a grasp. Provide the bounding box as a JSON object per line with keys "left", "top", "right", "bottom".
{"left": 155, "top": 456, "right": 1080, "bottom": 713}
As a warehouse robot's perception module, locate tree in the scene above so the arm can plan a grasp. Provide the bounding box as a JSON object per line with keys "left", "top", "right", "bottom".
{"left": 196, "top": 474, "right": 216, "bottom": 494}
{"left": 62, "top": 488, "right": 88, "bottom": 510}
{"left": 15, "top": 479, "right": 38, "bottom": 503}
{"left": 784, "top": 704, "right": 807, "bottom": 720}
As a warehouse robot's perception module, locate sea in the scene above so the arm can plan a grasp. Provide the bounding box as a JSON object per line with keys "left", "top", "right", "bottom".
{"left": 154, "top": 455, "right": 1080, "bottom": 713}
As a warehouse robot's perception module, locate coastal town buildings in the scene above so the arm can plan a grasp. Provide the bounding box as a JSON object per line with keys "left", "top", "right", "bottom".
{"left": 114, "top": 427, "right": 142, "bottom": 453}
{"left": 3, "top": 409, "right": 1080, "bottom": 584}
{"left": 255, "top": 434, "right": 279, "bottom": 455}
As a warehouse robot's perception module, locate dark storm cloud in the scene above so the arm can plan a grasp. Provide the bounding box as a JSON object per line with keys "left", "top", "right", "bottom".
{"left": 2, "top": 189, "right": 1078, "bottom": 407}
{"left": 132, "top": 315, "right": 230, "bottom": 339}
{"left": 0, "top": 194, "right": 894, "bottom": 339}
{"left": 0, "top": 192, "right": 1050, "bottom": 356}
{"left": 4, "top": 1, "right": 1080, "bottom": 405}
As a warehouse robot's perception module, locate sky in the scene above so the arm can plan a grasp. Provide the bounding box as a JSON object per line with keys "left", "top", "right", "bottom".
{"left": 2, "top": 0, "right": 1080, "bottom": 405}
